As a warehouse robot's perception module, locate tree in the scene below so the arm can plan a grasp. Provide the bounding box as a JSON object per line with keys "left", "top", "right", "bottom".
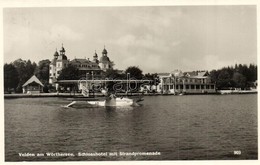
{"left": 12, "top": 59, "right": 37, "bottom": 92}
{"left": 217, "top": 70, "right": 232, "bottom": 89}
{"left": 104, "top": 69, "right": 124, "bottom": 79}
{"left": 209, "top": 70, "right": 219, "bottom": 84}
{"left": 4, "top": 64, "right": 19, "bottom": 92}
{"left": 144, "top": 73, "right": 159, "bottom": 85}
{"left": 102, "top": 69, "right": 124, "bottom": 93}
{"left": 34, "top": 59, "right": 51, "bottom": 84}
{"left": 209, "top": 63, "right": 257, "bottom": 90}
{"left": 232, "top": 72, "right": 247, "bottom": 89}
{"left": 125, "top": 66, "right": 143, "bottom": 80}
{"left": 247, "top": 64, "right": 257, "bottom": 82}
{"left": 58, "top": 64, "right": 79, "bottom": 80}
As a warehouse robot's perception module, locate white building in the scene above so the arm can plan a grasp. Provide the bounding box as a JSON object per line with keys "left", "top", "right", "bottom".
{"left": 157, "top": 70, "right": 216, "bottom": 94}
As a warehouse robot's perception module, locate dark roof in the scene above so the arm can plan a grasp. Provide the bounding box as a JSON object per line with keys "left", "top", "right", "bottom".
{"left": 102, "top": 48, "right": 107, "bottom": 54}
{"left": 71, "top": 58, "right": 96, "bottom": 64}
{"left": 93, "top": 51, "right": 98, "bottom": 57}
{"left": 54, "top": 51, "right": 59, "bottom": 56}
{"left": 60, "top": 46, "right": 65, "bottom": 52}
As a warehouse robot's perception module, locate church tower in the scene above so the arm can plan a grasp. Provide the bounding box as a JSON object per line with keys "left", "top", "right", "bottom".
{"left": 56, "top": 44, "right": 69, "bottom": 78}
{"left": 99, "top": 46, "right": 113, "bottom": 71}
{"left": 49, "top": 49, "right": 59, "bottom": 84}
{"left": 93, "top": 50, "right": 99, "bottom": 64}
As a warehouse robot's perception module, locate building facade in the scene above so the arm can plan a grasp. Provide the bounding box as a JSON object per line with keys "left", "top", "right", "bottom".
{"left": 157, "top": 70, "right": 216, "bottom": 94}
{"left": 49, "top": 45, "right": 114, "bottom": 84}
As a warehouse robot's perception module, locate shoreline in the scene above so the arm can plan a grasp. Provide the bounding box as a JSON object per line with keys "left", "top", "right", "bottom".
{"left": 4, "top": 91, "right": 257, "bottom": 99}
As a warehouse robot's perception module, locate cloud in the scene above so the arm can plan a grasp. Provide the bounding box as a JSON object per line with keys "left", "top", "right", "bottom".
{"left": 203, "top": 55, "right": 235, "bottom": 70}
{"left": 109, "top": 33, "right": 170, "bottom": 53}
{"left": 171, "top": 41, "right": 182, "bottom": 47}
{"left": 48, "top": 25, "right": 84, "bottom": 41}
{"left": 4, "top": 6, "right": 256, "bottom": 73}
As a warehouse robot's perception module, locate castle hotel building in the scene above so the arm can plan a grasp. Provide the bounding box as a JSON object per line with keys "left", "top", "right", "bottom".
{"left": 49, "top": 45, "right": 113, "bottom": 84}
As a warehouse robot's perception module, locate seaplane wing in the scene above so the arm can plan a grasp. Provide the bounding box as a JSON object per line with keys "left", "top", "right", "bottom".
{"left": 86, "top": 100, "right": 106, "bottom": 106}
{"left": 64, "top": 96, "right": 142, "bottom": 108}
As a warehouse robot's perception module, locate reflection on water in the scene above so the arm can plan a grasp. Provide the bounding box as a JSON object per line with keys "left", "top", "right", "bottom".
{"left": 4, "top": 95, "right": 258, "bottom": 161}
{"left": 105, "top": 105, "right": 134, "bottom": 111}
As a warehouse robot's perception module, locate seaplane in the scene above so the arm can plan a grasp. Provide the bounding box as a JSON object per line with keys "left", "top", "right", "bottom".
{"left": 64, "top": 88, "right": 144, "bottom": 108}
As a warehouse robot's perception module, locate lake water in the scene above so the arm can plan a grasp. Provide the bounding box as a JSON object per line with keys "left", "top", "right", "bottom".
{"left": 4, "top": 94, "right": 258, "bottom": 161}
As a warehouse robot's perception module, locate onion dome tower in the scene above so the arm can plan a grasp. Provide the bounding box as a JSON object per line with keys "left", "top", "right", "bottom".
{"left": 58, "top": 43, "right": 67, "bottom": 60}
{"left": 102, "top": 46, "right": 108, "bottom": 56}
{"left": 100, "top": 46, "right": 110, "bottom": 64}
{"left": 54, "top": 48, "right": 59, "bottom": 59}
{"left": 99, "top": 45, "right": 113, "bottom": 71}
{"left": 93, "top": 50, "right": 99, "bottom": 64}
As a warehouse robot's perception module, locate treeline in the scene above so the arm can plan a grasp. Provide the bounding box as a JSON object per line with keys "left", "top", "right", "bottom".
{"left": 210, "top": 64, "right": 257, "bottom": 90}
{"left": 4, "top": 58, "right": 257, "bottom": 93}
{"left": 4, "top": 59, "right": 51, "bottom": 93}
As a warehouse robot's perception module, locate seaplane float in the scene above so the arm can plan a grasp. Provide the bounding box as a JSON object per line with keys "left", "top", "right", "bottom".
{"left": 64, "top": 94, "right": 144, "bottom": 108}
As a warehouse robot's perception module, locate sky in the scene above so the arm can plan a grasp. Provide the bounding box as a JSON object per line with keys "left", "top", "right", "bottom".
{"left": 3, "top": 6, "right": 257, "bottom": 73}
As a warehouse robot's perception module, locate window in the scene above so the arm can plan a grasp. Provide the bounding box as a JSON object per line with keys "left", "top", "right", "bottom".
{"left": 196, "top": 85, "right": 200, "bottom": 89}
{"left": 186, "top": 85, "right": 190, "bottom": 89}
{"left": 191, "top": 85, "right": 195, "bottom": 89}
{"left": 211, "top": 85, "right": 215, "bottom": 89}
